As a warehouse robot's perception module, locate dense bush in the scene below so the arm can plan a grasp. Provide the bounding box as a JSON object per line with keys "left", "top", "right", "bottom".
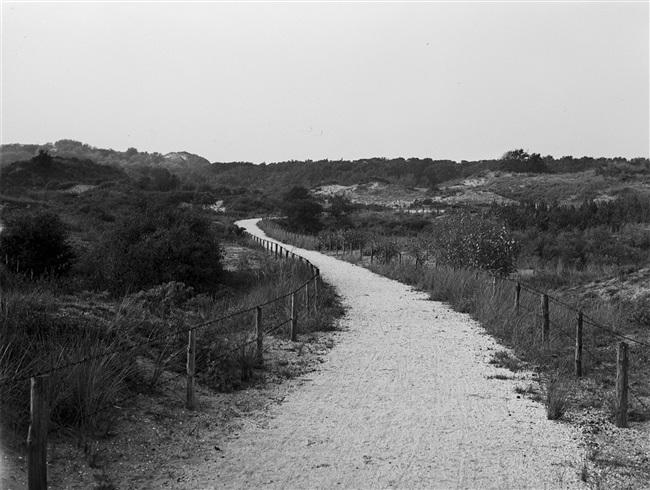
{"left": 281, "top": 186, "right": 323, "bottom": 234}
{"left": 90, "top": 202, "right": 224, "bottom": 293}
{"left": 427, "top": 211, "right": 519, "bottom": 275}
{"left": 0, "top": 209, "right": 76, "bottom": 277}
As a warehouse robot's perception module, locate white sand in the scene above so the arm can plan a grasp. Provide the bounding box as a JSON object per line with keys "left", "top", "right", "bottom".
{"left": 181, "top": 218, "right": 585, "bottom": 489}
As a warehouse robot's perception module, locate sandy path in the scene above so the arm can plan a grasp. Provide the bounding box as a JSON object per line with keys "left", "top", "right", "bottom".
{"left": 180, "top": 219, "right": 585, "bottom": 489}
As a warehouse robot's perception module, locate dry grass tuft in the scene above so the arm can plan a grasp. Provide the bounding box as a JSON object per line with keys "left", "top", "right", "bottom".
{"left": 546, "top": 377, "right": 570, "bottom": 420}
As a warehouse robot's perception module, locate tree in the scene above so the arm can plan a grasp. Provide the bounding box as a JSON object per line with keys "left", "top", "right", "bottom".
{"left": 125, "top": 147, "right": 139, "bottom": 159}
{"left": 32, "top": 149, "right": 53, "bottom": 167}
{"left": 328, "top": 195, "right": 354, "bottom": 228}
{"left": 0, "top": 210, "right": 76, "bottom": 276}
{"left": 282, "top": 186, "right": 323, "bottom": 234}
{"left": 500, "top": 149, "right": 549, "bottom": 173}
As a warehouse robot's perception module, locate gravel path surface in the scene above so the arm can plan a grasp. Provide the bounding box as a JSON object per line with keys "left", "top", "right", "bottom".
{"left": 185, "top": 219, "right": 586, "bottom": 489}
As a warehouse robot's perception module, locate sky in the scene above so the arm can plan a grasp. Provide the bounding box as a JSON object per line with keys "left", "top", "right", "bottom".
{"left": 1, "top": 1, "right": 648, "bottom": 164}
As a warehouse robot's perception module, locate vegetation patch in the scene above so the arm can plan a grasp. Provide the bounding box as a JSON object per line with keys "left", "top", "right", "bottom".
{"left": 488, "top": 350, "right": 523, "bottom": 372}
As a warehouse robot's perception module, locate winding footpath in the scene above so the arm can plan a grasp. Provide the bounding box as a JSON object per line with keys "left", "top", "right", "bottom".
{"left": 185, "top": 219, "right": 585, "bottom": 489}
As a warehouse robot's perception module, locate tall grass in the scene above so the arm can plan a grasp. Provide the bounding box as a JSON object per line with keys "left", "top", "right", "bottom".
{"left": 0, "top": 287, "right": 141, "bottom": 440}
{"left": 1, "top": 248, "right": 340, "bottom": 445}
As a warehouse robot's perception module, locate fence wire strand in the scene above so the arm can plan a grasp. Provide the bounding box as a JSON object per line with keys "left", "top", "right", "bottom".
{"left": 582, "top": 316, "right": 650, "bottom": 349}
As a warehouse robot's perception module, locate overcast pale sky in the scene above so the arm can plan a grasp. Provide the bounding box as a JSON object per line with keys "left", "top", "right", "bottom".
{"left": 1, "top": 1, "right": 648, "bottom": 163}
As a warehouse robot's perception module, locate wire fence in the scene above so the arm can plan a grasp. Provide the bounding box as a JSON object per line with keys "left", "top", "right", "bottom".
{"left": 489, "top": 266, "right": 646, "bottom": 427}
{"left": 13, "top": 230, "right": 323, "bottom": 489}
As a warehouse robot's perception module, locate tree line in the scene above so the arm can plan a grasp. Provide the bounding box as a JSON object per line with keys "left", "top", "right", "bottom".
{"left": 195, "top": 151, "right": 648, "bottom": 193}
{"left": 4, "top": 142, "right": 647, "bottom": 195}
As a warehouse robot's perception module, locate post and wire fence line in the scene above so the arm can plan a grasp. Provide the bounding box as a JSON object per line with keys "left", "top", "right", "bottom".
{"left": 4, "top": 230, "right": 321, "bottom": 490}
{"left": 508, "top": 276, "right": 650, "bottom": 427}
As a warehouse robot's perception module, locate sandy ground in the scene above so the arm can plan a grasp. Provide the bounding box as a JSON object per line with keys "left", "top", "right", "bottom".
{"left": 170, "top": 218, "right": 586, "bottom": 489}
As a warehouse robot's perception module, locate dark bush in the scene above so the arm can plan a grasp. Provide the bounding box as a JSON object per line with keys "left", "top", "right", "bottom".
{"left": 0, "top": 210, "right": 76, "bottom": 277}
{"left": 33, "top": 149, "right": 53, "bottom": 167}
{"left": 90, "top": 202, "right": 224, "bottom": 293}
{"left": 282, "top": 186, "right": 323, "bottom": 234}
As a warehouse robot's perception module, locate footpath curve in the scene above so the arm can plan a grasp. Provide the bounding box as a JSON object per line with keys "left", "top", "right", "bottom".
{"left": 185, "top": 218, "right": 586, "bottom": 489}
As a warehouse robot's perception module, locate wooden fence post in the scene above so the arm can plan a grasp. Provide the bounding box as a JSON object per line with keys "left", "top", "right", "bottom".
{"left": 514, "top": 282, "right": 521, "bottom": 315}
{"left": 255, "top": 307, "right": 263, "bottom": 366}
{"left": 28, "top": 375, "right": 49, "bottom": 490}
{"left": 186, "top": 329, "right": 196, "bottom": 409}
{"left": 541, "top": 294, "right": 549, "bottom": 341}
{"left": 615, "top": 341, "right": 629, "bottom": 428}
{"left": 575, "top": 311, "right": 583, "bottom": 377}
{"left": 290, "top": 293, "right": 298, "bottom": 341}
{"left": 492, "top": 276, "right": 497, "bottom": 297}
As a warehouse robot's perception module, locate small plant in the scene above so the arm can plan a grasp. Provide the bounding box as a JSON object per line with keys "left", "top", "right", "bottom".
{"left": 92, "top": 471, "right": 118, "bottom": 490}
{"left": 234, "top": 339, "right": 258, "bottom": 382}
{"left": 487, "top": 373, "right": 513, "bottom": 380}
{"left": 489, "top": 350, "right": 523, "bottom": 372}
{"left": 546, "top": 377, "right": 570, "bottom": 420}
{"left": 514, "top": 383, "right": 537, "bottom": 395}
{"left": 580, "top": 461, "right": 589, "bottom": 483}
{"left": 628, "top": 298, "right": 650, "bottom": 329}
